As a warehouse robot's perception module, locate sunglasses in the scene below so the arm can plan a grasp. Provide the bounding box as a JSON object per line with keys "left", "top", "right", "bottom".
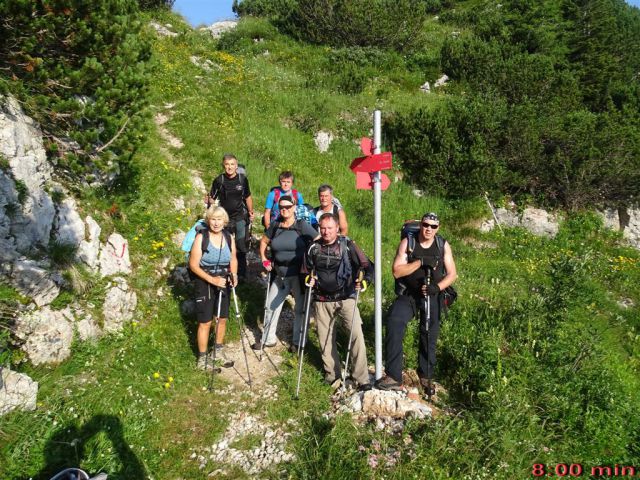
{"left": 279, "top": 204, "right": 294, "bottom": 210}
{"left": 422, "top": 223, "right": 439, "bottom": 229}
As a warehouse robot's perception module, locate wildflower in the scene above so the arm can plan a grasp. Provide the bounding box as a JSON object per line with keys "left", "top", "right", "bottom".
{"left": 168, "top": 376, "right": 174, "bottom": 383}
{"left": 164, "top": 382, "right": 171, "bottom": 389}
{"left": 153, "top": 372, "right": 160, "bottom": 379}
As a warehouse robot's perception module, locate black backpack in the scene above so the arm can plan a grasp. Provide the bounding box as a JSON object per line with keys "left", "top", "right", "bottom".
{"left": 308, "top": 236, "right": 373, "bottom": 294}
{"left": 397, "top": 220, "right": 457, "bottom": 308}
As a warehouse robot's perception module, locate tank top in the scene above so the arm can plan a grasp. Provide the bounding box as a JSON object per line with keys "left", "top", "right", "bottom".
{"left": 401, "top": 240, "right": 444, "bottom": 293}
{"left": 200, "top": 233, "right": 231, "bottom": 271}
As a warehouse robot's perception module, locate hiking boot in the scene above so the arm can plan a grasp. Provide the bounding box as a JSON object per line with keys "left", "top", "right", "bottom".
{"left": 196, "top": 355, "right": 221, "bottom": 373}
{"left": 357, "top": 383, "right": 373, "bottom": 392}
{"left": 375, "top": 375, "right": 403, "bottom": 391}
{"left": 419, "top": 377, "right": 436, "bottom": 397}
{"left": 288, "top": 344, "right": 300, "bottom": 354}
{"left": 251, "top": 341, "right": 276, "bottom": 351}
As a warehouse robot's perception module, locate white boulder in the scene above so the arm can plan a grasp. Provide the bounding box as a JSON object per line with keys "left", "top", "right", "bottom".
{"left": 102, "top": 277, "right": 137, "bottom": 333}
{"left": 77, "top": 216, "right": 101, "bottom": 270}
{"left": 0, "top": 368, "right": 38, "bottom": 416}
{"left": 202, "top": 21, "right": 238, "bottom": 39}
{"left": 14, "top": 307, "right": 74, "bottom": 365}
{"left": 10, "top": 259, "right": 60, "bottom": 307}
{"left": 98, "top": 233, "right": 132, "bottom": 277}
{"left": 314, "top": 131, "right": 334, "bottom": 153}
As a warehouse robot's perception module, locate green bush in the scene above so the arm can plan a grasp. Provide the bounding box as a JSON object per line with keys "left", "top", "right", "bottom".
{"left": 0, "top": 0, "right": 151, "bottom": 180}
{"left": 282, "top": 0, "right": 429, "bottom": 53}
{"left": 232, "top": 0, "right": 296, "bottom": 20}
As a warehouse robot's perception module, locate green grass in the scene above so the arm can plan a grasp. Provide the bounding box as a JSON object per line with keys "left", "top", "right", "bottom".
{"left": 1, "top": 9, "right": 639, "bottom": 480}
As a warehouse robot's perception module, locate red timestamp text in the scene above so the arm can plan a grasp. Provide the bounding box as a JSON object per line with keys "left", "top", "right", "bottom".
{"left": 532, "top": 463, "right": 638, "bottom": 477}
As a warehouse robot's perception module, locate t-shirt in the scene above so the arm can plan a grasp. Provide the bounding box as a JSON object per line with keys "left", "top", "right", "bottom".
{"left": 210, "top": 174, "right": 251, "bottom": 220}
{"left": 265, "top": 219, "right": 317, "bottom": 277}
{"left": 313, "top": 203, "right": 341, "bottom": 223}
{"left": 401, "top": 240, "right": 445, "bottom": 293}
{"left": 265, "top": 188, "right": 304, "bottom": 221}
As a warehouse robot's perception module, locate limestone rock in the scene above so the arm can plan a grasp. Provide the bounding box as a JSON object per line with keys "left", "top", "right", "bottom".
{"left": 102, "top": 277, "right": 137, "bottom": 333}
{"left": 202, "top": 21, "right": 238, "bottom": 39}
{"left": 0, "top": 368, "right": 38, "bottom": 416}
{"left": 78, "top": 216, "right": 101, "bottom": 270}
{"left": 0, "top": 95, "right": 55, "bottom": 254}
{"left": 149, "top": 21, "right": 177, "bottom": 37}
{"left": 10, "top": 259, "right": 59, "bottom": 307}
{"left": 420, "top": 81, "right": 431, "bottom": 93}
{"left": 314, "top": 131, "right": 334, "bottom": 153}
{"left": 75, "top": 312, "right": 102, "bottom": 341}
{"left": 99, "top": 233, "right": 132, "bottom": 277}
{"left": 599, "top": 208, "right": 620, "bottom": 230}
{"left": 14, "top": 307, "right": 74, "bottom": 365}
{"left": 172, "top": 230, "right": 186, "bottom": 247}
{"left": 191, "top": 172, "right": 206, "bottom": 193}
{"left": 624, "top": 209, "right": 640, "bottom": 249}
{"left": 361, "top": 390, "right": 402, "bottom": 417}
{"left": 434, "top": 74, "right": 449, "bottom": 88}
{"left": 53, "top": 197, "right": 85, "bottom": 247}
{"left": 481, "top": 207, "right": 559, "bottom": 237}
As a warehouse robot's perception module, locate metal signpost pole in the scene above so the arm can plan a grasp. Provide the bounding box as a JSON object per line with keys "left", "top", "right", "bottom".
{"left": 373, "top": 110, "right": 383, "bottom": 381}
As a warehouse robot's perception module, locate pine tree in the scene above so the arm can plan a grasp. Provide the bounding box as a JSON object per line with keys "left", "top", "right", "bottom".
{"left": 0, "top": 0, "right": 152, "bottom": 180}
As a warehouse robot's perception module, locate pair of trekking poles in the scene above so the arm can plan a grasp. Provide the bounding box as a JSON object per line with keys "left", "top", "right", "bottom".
{"left": 207, "top": 274, "right": 252, "bottom": 391}
{"left": 265, "top": 270, "right": 363, "bottom": 399}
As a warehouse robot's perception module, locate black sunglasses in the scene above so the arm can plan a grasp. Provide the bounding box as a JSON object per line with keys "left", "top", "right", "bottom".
{"left": 422, "top": 223, "right": 439, "bottom": 229}
{"left": 279, "top": 204, "right": 294, "bottom": 210}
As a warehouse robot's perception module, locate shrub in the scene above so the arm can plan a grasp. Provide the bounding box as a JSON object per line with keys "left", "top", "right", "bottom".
{"left": 282, "top": 0, "right": 429, "bottom": 53}
{"left": 0, "top": 0, "right": 152, "bottom": 181}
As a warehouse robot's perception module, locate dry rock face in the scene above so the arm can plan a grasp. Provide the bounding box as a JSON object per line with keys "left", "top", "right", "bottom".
{"left": 481, "top": 207, "right": 560, "bottom": 237}
{"left": 99, "top": 233, "right": 132, "bottom": 277}
{"left": 0, "top": 96, "right": 55, "bottom": 255}
{"left": 201, "top": 21, "right": 238, "bottom": 38}
{"left": 0, "top": 368, "right": 38, "bottom": 416}
{"left": 314, "top": 130, "right": 334, "bottom": 153}
{"left": 149, "top": 21, "right": 177, "bottom": 38}
{"left": 14, "top": 307, "right": 75, "bottom": 365}
{"left": 102, "top": 277, "right": 137, "bottom": 333}
{"left": 10, "top": 259, "right": 60, "bottom": 307}
{"left": 77, "top": 216, "right": 101, "bottom": 270}
{"left": 53, "top": 197, "right": 85, "bottom": 247}
{"left": 599, "top": 207, "right": 640, "bottom": 249}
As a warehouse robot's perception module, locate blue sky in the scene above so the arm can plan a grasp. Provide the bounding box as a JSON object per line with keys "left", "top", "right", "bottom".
{"left": 173, "top": 0, "right": 235, "bottom": 27}
{"left": 172, "top": 0, "right": 640, "bottom": 27}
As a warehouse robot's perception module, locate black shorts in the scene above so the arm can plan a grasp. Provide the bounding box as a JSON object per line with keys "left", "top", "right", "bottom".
{"left": 194, "top": 277, "right": 230, "bottom": 322}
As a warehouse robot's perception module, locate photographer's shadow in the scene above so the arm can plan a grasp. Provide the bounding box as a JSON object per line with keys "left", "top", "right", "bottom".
{"left": 36, "top": 414, "right": 146, "bottom": 480}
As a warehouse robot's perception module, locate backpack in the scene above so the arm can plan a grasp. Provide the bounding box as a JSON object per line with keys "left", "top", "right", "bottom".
{"left": 182, "top": 220, "right": 233, "bottom": 270}
{"left": 397, "top": 220, "right": 457, "bottom": 308}
{"left": 308, "top": 236, "right": 373, "bottom": 295}
{"left": 209, "top": 165, "right": 248, "bottom": 207}
{"left": 296, "top": 203, "right": 318, "bottom": 227}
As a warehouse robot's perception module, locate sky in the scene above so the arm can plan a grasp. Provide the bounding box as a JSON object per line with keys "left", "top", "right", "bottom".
{"left": 172, "top": 0, "right": 640, "bottom": 27}
{"left": 173, "top": 0, "right": 235, "bottom": 27}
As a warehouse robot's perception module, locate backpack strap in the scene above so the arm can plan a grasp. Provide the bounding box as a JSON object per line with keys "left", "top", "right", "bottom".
{"left": 406, "top": 235, "right": 416, "bottom": 256}
{"left": 435, "top": 234, "right": 447, "bottom": 275}
{"left": 292, "top": 189, "right": 299, "bottom": 204}
{"left": 199, "top": 227, "right": 233, "bottom": 254}
{"left": 210, "top": 174, "right": 225, "bottom": 201}
{"left": 332, "top": 204, "right": 339, "bottom": 216}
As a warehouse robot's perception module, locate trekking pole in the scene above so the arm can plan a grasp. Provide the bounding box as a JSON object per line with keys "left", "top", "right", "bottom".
{"left": 231, "top": 280, "right": 252, "bottom": 389}
{"left": 295, "top": 274, "right": 314, "bottom": 399}
{"left": 259, "top": 270, "right": 273, "bottom": 361}
{"left": 341, "top": 271, "right": 364, "bottom": 395}
{"left": 297, "top": 281, "right": 313, "bottom": 358}
{"left": 424, "top": 270, "right": 435, "bottom": 401}
{"left": 208, "top": 289, "right": 223, "bottom": 392}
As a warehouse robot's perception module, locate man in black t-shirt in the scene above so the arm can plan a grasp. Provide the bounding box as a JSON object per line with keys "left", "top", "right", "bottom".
{"left": 376, "top": 212, "right": 457, "bottom": 395}
{"left": 208, "top": 153, "right": 254, "bottom": 278}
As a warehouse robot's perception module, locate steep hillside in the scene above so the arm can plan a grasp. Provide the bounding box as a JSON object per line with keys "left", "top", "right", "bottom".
{"left": 1, "top": 5, "right": 639, "bottom": 479}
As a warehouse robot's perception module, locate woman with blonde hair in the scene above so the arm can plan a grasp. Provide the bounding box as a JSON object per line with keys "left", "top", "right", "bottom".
{"left": 189, "top": 205, "right": 238, "bottom": 370}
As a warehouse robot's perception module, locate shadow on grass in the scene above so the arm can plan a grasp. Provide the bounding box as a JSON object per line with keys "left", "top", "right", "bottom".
{"left": 35, "top": 414, "right": 145, "bottom": 480}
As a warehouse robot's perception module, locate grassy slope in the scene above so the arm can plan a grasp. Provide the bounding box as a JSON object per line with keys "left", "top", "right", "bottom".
{"left": 1, "top": 8, "right": 640, "bottom": 479}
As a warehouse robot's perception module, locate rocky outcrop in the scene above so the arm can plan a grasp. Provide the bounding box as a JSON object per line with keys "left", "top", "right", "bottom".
{"left": 14, "top": 307, "right": 74, "bottom": 365}
{"left": 149, "top": 21, "right": 178, "bottom": 38}
{"left": 53, "top": 197, "right": 85, "bottom": 247}
{"left": 0, "top": 368, "right": 38, "bottom": 416}
{"left": 481, "top": 207, "right": 560, "bottom": 237}
{"left": 599, "top": 207, "right": 640, "bottom": 249}
{"left": 77, "top": 216, "right": 101, "bottom": 270}
{"left": 99, "top": 233, "right": 132, "bottom": 277}
{"left": 0, "top": 95, "right": 55, "bottom": 256}
{"left": 102, "top": 277, "right": 137, "bottom": 333}
{"left": 10, "top": 259, "right": 60, "bottom": 307}
{"left": 201, "top": 21, "right": 238, "bottom": 39}
{"left": 314, "top": 131, "right": 334, "bottom": 153}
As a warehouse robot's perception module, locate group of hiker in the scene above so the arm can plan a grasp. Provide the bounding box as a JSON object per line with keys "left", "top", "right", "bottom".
{"left": 188, "top": 153, "right": 457, "bottom": 396}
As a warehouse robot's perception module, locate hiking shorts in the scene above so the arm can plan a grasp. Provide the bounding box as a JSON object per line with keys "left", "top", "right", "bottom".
{"left": 194, "top": 277, "right": 230, "bottom": 322}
